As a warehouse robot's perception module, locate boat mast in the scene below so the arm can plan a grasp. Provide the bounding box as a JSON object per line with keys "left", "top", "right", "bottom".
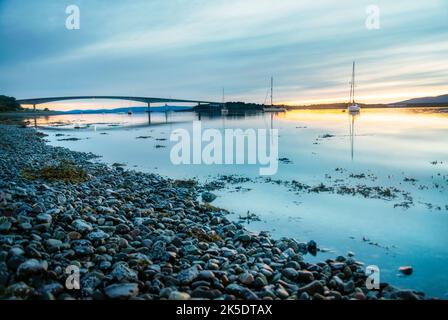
{"left": 270, "top": 76, "right": 274, "bottom": 107}
{"left": 351, "top": 61, "right": 356, "bottom": 104}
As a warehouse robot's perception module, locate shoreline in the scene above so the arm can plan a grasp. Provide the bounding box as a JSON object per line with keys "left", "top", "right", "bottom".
{"left": 0, "top": 104, "right": 447, "bottom": 118}
{"left": 0, "top": 124, "right": 429, "bottom": 300}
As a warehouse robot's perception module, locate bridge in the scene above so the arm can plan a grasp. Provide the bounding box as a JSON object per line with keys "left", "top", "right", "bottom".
{"left": 17, "top": 95, "right": 220, "bottom": 122}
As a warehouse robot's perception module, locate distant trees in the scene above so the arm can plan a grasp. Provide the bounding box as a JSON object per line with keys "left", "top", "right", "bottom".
{"left": 0, "top": 95, "right": 21, "bottom": 112}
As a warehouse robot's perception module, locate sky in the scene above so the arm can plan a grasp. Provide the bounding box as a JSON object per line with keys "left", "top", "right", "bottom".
{"left": 0, "top": 0, "right": 447, "bottom": 110}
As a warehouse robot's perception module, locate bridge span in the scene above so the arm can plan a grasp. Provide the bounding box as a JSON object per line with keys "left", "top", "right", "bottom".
{"left": 17, "top": 95, "right": 220, "bottom": 122}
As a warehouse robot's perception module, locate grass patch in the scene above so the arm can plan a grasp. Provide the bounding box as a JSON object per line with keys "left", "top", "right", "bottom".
{"left": 21, "top": 160, "right": 88, "bottom": 183}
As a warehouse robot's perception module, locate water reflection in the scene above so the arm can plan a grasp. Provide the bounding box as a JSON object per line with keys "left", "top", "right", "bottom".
{"left": 348, "top": 111, "right": 359, "bottom": 160}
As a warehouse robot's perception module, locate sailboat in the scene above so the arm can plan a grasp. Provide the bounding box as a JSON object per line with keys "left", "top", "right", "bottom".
{"left": 348, "top": 61, "right": 360, "bottom": 113}
{"left": 263, "top": 76, "right": 286, "bottom": 112}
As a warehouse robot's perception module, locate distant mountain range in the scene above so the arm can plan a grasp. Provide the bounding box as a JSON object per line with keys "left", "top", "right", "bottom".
{"left": 395, "top": 94, "right": 448, "bottom": 105}
{"left": 62, "top": 105, "right": 192, "bottom": 114}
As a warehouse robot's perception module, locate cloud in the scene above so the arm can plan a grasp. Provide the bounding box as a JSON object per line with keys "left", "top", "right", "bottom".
{"left": 0, "top": 0, "right": 447, "bottom": 106}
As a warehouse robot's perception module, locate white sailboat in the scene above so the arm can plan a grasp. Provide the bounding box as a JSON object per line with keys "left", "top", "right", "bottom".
{"left": 348, "top": 61, "right": 360, "bottom": 113}
{"left": 263, "top": 76, "right": 286, "bottom": 112}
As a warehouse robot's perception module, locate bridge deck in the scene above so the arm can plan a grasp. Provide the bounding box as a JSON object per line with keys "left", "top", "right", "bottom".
{"left": 17, "top": 96, "right": 218, "bottom": 105}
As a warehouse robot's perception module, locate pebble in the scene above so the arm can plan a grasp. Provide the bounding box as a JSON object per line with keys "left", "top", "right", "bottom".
{"left": 104, "top": 283, "right": 139, "bottom": 299}
{"left": 17, "top": 259, "right": 48, "bottom": 278}
{"left": 399, "top": 266, "right": 413, "bottom": 275}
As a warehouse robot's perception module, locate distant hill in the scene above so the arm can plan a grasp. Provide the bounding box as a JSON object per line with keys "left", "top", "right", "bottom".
{"left": 63, "top": 105, "right": 193, "bottom": 114}
{"left": 395, "top": 94, "right": 448, "bottom": 105}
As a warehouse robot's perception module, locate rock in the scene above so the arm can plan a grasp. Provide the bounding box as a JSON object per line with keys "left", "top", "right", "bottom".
{"left": 276, "top": 287, "right": 290, "bottom": 299}
{"left": 169, "top": 291, "right": 190, "bottom": 300}
{"left": 104, "top": 283, "right": 139, "bottom": 299}
{"left": 17, "top": 259, "right": 48, "bottom": 278}
{"left": 307, "top": 240, "right": 317, "bottom": 255}
{"left": 226, "top": 283, "right": 259, "bottom": 299}
{"left": 178, "top": 266, "right": 199, "bottom": 285}
{"left": 45, "top": 239, "right": 68, "bottom": 252}
{"left": 97, "top": 206, "right": 115, "bottom": 214}
{"left": 299, "top": 292, "right": 310, "bottom": 300}
{"left": 36, "top": 213, "right": 52, "bottom": 224}
{"left": 297, "top": 280, "right": 324, "bottom": 296}
{"left": 0, "top": 221, "right": 12, "bottom": 233}
{"left": 399, "top": 266, "right": 413, "bottom": 275}
{"left": 297, "top": 270, "right": 314, "bottom": 283}
{"left": 239, "top": 272, "right": 254, "bottom": 285}
{"left": 282, "top": 268, "right": 298, "bottom": 280}
{"left": 191, "top": 288, "right": 222, "bottom": 299}
{"left": 343, "top": 280, "right": 355, "bottom": 293}
{"left": 6, "top": 282, "right": 33, "bottom": 299}
{"left": 111, "top": 262, "right": 138, "bottom": 282}
{"left": 197, "top": 270, "right": 215, "bottom": 281}
{"left": 72, "top": 219, "right": 93, "bottom": 233}
{"left": 87, "top": 230, "right": 110, "bottom": 241}
{"left": 201, "top": 192, "right": 217, "bottom": 203}
{"left": 67, "top": 231, "right": 82, "bottom": 240}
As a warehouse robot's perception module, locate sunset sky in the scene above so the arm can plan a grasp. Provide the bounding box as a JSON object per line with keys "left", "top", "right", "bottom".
{"left": 0, "top": 0, "right": 447, "bottom": 110}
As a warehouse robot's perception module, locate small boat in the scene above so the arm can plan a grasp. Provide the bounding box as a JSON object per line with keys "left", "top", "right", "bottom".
{"left": 348, "top": 61, "right": 360, "bottom": 113}
{"left": 263, "top": 76, "right": 286, "bottom": 112}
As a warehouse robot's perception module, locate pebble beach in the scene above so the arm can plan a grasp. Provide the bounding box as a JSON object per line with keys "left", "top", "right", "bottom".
{"left": 0, "top": 124, "right": 427, "bottom": 300}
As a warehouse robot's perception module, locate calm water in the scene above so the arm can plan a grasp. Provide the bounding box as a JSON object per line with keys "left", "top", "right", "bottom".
{"left": 29, "top": 108, "right": 448, "bottom": 298}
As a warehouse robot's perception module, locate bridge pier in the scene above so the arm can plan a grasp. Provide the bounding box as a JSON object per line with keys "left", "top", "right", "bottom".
{"left": 147, "top": 102, "right": 151, "bottom": 124}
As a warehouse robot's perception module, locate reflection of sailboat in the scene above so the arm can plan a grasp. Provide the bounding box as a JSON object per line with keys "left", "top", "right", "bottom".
{"left": 348, "top": 61, "right": 360, "bottom": 114}
{"left": 348, "top": 113, "right": 358, "bottom": 160}
{"left": 263, "top": 77, "right": 286, "bottom": 112}
{"left": 221, "top": 88, "right": 229, "bottom": 115}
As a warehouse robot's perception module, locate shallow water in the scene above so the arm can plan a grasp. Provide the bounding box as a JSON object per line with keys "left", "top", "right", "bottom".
{"left": 28, "top": 108, "right": 448, "bottom": 298}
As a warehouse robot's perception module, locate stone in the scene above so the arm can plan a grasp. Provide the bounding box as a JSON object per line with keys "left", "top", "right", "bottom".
{"left": 67, "top": 231, "right": 82, "bottom": 240}
{"left": 178, "top": 266, "right": 199, "bottom": 284}
{"left": 17, "top": 259, "right": 48, "bottom": 278}
{"left": 282, "top": 268, "right": 298, "bottom": 280}
{"left": 169, "top": 291, "right": 190, "bottom": 300}
{"left": 239, "top": 272, "right": 254, "bottom": 285}
{"left": 36, "top": 213, "right": 52, "bottom": 224}
{"left": 307, "top": 240, "right": 317, "bottom": 255}
{"left": 87, "top": 230, "right": 110, "bottom": 241}
{"left": 201, "top": 192, "right": 217, "bottom": 203}
{"left": 0, "top": 221, "right": 12, "bottom": 233}
{"left": 6, "top": 282, "right": 33, "bottom": 299}
{"left": 399, "top": 266, "right": 413, "bottom": 275}
{"left": 191, "top": 288, "right": 222, "bottom": 299}
{"left": 297, "top": 270, "right": 314, "bottom": 283}
{"left": 297, "top": 280, "right": 324, "bottom": 295}
{"left": 72, "top": 219, "right": 93, "bottom": 233}
{"left": 45, "top": 239, "right": 68, "bottom": 252}
{"left": 197, "top": 270, "right": 215, "bottom": 281}
{"left": 111, "top": 262, "right": 138, "bottom": 282}
{"left": 104, "top": 283, "right": 139, "bottom": 299}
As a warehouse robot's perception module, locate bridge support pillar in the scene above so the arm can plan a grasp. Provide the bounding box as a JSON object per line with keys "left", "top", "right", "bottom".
{"left": 147, "top": 102, "right": 151, "bottom": 124}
